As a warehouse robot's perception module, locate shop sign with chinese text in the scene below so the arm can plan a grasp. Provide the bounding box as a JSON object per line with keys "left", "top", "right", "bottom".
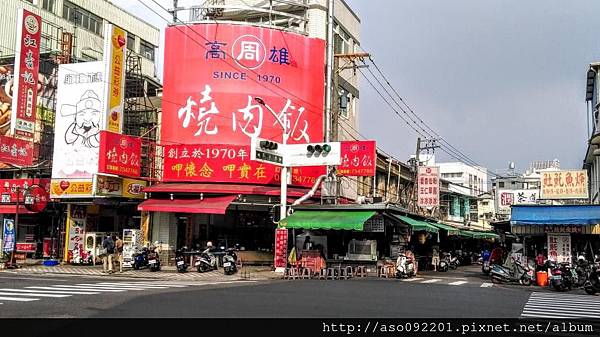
{"left": 94, "top": 174, "right": 123, "bottom": 197}
{"left": 161, "top": 24, "right": 326, "bottom": 185}
{"left": 497, "top": 189, "right": 539, "bottom": 215}
{"left": 98, "top": 131, "right": 141, "bottom": 178}
{"left": 50, "top": 179, "right": 93, "bottom": 198}
{"left": 51, "top": 62, "right": 105, "bottom": 182}
{"left": 540, "top": 170, "right": 588, "bottom": 199}
{"left": 66, "top": 205, "right": 86, "bottom": 256}
{"left": 0, "top": 135, "right": 33, "bottom": 166}
{"left": 122, "top": 178, "right": 147, "bottom": 199}
{"left": 0, "top": 178, "right": 49, "bottom": 203}
{"left": 337, "top": 140, "right": 376, "bottom": 177}
{"left": 547, "top": 233, "right": 571, "bottom": 264}
{"left": 102, "top": 24, "right": 126, "bottom": 133}
{"left": 543, "top": 225, "right": 583, "bottom": 234}
{"left": 16, "top": 242, "right": 36, "bottom": 253}
{"left": 10, "top": 9, "right": 41, "bottom": 140}
{"left": 163, "top": 143, "right": 321, "bottom": 187}
{"left": 418, "top": 166, "right": 440, "bottom": 207}
{"left": 274, "top": 228, "right": 288, "bottom": 269}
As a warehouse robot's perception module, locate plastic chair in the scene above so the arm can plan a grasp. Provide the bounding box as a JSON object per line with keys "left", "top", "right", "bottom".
{"left": 301, "top": 267, "right": 311, "bottom": 279}
{"left": 355, "top": 266, "right": 367, "bottom": 278}
{"left": 318, "top": 268, "right": 327, "bottom": 280}
{"left": 286, "top": 266, "right": 300, "bottom": 280}
{"left": 379, "top": 266, "right": 389, "bottom": 278}
{"left": 344, "top": 266, "right": 353, "bottom": 279}
{"left": 326, "top": 267, "right": 337, "bottom": 280}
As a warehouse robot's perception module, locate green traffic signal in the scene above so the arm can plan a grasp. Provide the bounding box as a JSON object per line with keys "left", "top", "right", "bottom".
{"left": 322, "top": 144, "right": 331, "bottom": 153}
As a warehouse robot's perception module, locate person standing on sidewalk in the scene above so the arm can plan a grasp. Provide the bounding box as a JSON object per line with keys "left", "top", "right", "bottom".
{"left": 102, "top": 235, "right": 115, "bottom": 274}
{"left": 114, "top": 235, "right": 123, "bottom": 273}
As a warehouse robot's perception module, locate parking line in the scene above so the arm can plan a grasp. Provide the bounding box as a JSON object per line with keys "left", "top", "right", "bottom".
{"left": 448, "top": 281, "right": 468, "bottom": 286}
{"left": 480, "top": 283, "right": 493, "bottom": 288}
{"left": 421, "top": 279, "right": 441, "bottom": 284}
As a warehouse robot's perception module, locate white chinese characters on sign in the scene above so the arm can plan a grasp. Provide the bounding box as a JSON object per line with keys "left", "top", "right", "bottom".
{"left": 547, "top": 234, "right": 571, "bottom": 264}
{"left": 418, "top": 166, "right": 440, "bottom": 207}
{"left": 178, "top": 85, "right": 220, "bottom": 136}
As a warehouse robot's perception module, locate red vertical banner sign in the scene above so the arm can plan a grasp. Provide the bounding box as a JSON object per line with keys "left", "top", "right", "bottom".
{"left": 274, "top": 228, "right": 288, "bottom": 269}
{"left": 11, "top": 9, "right": 41, "bottom": 140}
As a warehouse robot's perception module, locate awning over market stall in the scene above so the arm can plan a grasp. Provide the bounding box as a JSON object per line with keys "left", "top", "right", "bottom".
{"left": 393, "top": 215, "right": 439, "bottom": 233}
{"left": 430, "top": 222, "right": 460, "bottom": 235}
{"left": 511, "top": 205, "right": 600, "bottom": 225}
{"left": 280, "top": 210, "right": 376, "bottom": 231}
{"left": 471, "top": 231, "right": 500, "bottom": 239}
{"left": 137, "top": 195, "right": 236, "bottom": 214}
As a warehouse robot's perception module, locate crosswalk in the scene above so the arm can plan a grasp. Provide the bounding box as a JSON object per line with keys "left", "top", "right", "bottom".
{"left": 0, "top": 280, "right": 255, "bottom": 305}
{"left": 521, "top": 292, "right": 600, "bottom": 319}
{"left": 399, "top": 277, "right": 493, "bottom": 287}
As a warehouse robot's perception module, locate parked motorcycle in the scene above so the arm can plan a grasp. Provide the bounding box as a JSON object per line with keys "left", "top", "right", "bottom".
{"left": 490, "top": 258, "right": 534, "bottom": 286}
{"left": 195, "top": 248, "right": 218, "bottom": 273}
{"left": 446, "top": 252, "right": 459, "bottom": 270}
{"left": 573, "top": 256, "right": 591, "bottom": 288}
{"left": 133, "top": 247, "right": 149, "bottom": 270}
{"left": 175, "top": 247, "right": 188, "bottom": 273}
{"left": 395, "top": 252, "right": 416, "bottom": 278}
{"left": 223, "top": 248, "right": 238, "bottom": 275}
{"left": 147, "top": 247, "right": 161, "bottom": 272}
{"left": 547, "top": 261, "right": 575, "bottom": 292}
{"left": 584, "top": 262, "right": 600, "bottom": 295}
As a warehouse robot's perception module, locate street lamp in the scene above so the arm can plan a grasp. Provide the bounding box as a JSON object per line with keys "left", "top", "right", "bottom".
{"left": 254, "top": 97, "right": 289, "bottom": 225}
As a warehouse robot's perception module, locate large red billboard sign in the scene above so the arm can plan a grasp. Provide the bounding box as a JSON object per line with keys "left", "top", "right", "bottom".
{"left": 98, "top": 131, "right": 141, "bottom": 178}
{"left": 0, "top": 178, "right": 50, "bottom": 203}
{"left": 338, "top": 140, "right": 376, "bottom": 177}
{"left": 11, "top": 9, "right": 41, "bottom": 140}
{"left": 162, "top": 24, "right": 326, "bottom": 185}
{"left": 164, "top": 144, "right": 321, "bottom": 187}
{"left": 0, "top": 135, "right": 33, "bottom": 166}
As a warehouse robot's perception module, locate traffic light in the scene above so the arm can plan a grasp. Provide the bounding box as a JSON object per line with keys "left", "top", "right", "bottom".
{"left": 307, "top": 143, "right": 332, "bottom": 155}
{"left": 260, "top": 140, "right": 278, "bottom": 150}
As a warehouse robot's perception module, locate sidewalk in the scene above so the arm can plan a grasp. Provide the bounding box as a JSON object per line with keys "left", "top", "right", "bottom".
{"left": 0, "top": 262, "right": 276, "bottom": 281}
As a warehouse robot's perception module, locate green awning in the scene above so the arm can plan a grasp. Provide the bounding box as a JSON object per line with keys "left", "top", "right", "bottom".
{"left": 280, "top": 210, "right": 376, "bottom": 231}
{"left": 393, "top": 215, "right": 439, "bottom": 233}
{"left": 458, "top": 230, "right": 475, "bottom": 238}
{"left": 471, "top": 232, "right": 500, "bottom": 240}
{"left": 430, "top": 222, "right": 460, "bottom": 235}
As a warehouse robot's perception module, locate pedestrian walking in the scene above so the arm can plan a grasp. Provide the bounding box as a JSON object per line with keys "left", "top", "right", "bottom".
{"left": 101, "top": 235, "right": 115, "bottom": 274}
{"left": 431, "top": 246, "right": 440, "bottom": 271}
{"left": 114, "top": 235, "right": 123, "bottom": 273}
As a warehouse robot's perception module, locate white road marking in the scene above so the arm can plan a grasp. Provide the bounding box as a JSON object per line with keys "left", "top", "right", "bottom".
{"left": 74, "top": 284, "right": 170, "bottom": 290}
{"left": 0, "top": 292, "right": 70, "bottom": 298}
{"left": 0, "top": 296, "right": 38, "bottom": 302}
{"left": 400, "top": 278, "right": 424, "bottom": 282}
{"left": 99, "top": 282, "right": 188, "bottom": 288}
{"left": 480, "top": 283, "right": 493, "bottom": 288}
{"left": 421, "top": 279, "right": 441, "bottom": 284}
{"left": 26, "top": 286, "right": 125, "bottom": 292}
{"left": 521, "top": 292, "right": 600, "bottom": 319}
{"left": 448, "top": 281, "right": 468, "bottom": 286}
{"left": 0, "top": 288, "right": 99, "bottom": 295}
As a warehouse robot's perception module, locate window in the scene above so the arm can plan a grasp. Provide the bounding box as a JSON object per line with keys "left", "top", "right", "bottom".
{"left": 499, "top": 182, "right": 505, "bottom": 188}
{"left": 63, "top": 1, "right": 103, "bottom": 36}
{"left": 140, "top": 39, "right": 155, "bottom": 61}
{"left": 334, "top": 23, "right": 352, "bottom": 54}
{"left": 127, "top": 34, "right": 136, "bottom": 51}
{"left": 42, "top": 0, "right": 55, "bottom": 12}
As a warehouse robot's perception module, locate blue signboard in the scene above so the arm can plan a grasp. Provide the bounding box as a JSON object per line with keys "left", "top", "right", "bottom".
{"left": 3, "top": 218, "right": 15, "bottom": 253}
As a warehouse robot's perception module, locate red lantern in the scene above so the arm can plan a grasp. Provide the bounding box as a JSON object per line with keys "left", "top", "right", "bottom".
{"left": 23, "top": 185, "right": 48, "bottom": 213}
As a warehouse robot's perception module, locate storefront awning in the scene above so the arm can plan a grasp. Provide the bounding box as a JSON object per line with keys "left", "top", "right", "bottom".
{"left": 430, "top": 222, "right": 460, "bottom": 235}
{"left": 0, "top": 205, "right": 36, "bottom": 214}
{"left": 143, "top": 183, "right": 312, "bottom": 198}
{"left": 280, "top": 210, "right": 376, "bottom": 231}
{"left": 458, "top": 230, "right": 474, "bottom": 238}
{"left": 137, "top": 195, "right": 236, "bottom": 214}
{"left": 511, "top": 205, "right": 600, "bottom": 225}
{"left": 393, "top": 215, "right": 439, "bottom": 233}
{"left": 471, "top": 232, "right": 500, "bottom": 239}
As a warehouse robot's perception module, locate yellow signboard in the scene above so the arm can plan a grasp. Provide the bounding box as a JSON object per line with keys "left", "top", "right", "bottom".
{"left": 122, "top": 178, "right": 147, "bottom": 199}
{"left": 103, "top": 24, "right": 126, "bottom": 133}
{"left": 540, "top": 170, "right": 588, "bottom": 200}
{"left": 50, "top": 179, "right": 94, "bottom": 198}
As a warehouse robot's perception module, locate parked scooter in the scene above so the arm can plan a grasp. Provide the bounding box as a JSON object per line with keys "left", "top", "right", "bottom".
{"left": 223, "top": 247, "right": 238, "bottom": 275}
{"left": 133, "top": 247, "right": 149, "bottom": 270}
{"left": 395, "top": 252, "right": 416, "bottom": 278}
{"left": 175, "top": 247, "right": 188, "bottom": 273}
{"left": 547, "top": 260, "right": 575, "bottom": 292}
{"left": 147, "top": 246, "right": 161, "bottom": 272}
{"left": 573, "top": 256, "right": 591, "bottom": 288}
{"left": 195, "top": 248, "right": 218, "bottom": 273}
{"left": 490, "top": 258, "right": 534, "bottom": 286}
{"left": 584, "top": 256, "right": 600, "bottom": 295}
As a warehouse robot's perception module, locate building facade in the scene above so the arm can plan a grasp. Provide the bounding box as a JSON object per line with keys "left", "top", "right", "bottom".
{"left": 438, "top": 162, "right": 488, "bottom": 198}
{"left": 584, "top": 62, "right": 600, "bottom": 204}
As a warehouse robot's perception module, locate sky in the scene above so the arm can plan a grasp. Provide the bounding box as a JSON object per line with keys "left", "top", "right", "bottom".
{"left": 113, "top": 0, "right": 600, "bottom": 175}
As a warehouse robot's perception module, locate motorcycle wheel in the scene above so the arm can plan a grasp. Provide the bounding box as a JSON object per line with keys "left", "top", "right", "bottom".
{"left": 491, "top": 275, "right": 502, "bottom": 284}
{"left": 584, "top": 283, "right": 597, "bottom": 295}
{"left": 198, "top": 264, "right": 208, "bottom": 273}
{"left": 552, "top": 282, "right": 565, "bottom": 292}
{"left": 450, "top": 264, "right": 457, "bottom": 270}
{"left": 133, "top": 262, "right": 140, "bottom": 270}
{"left": 519, "top": 277, "right": 532, "bottom": 286}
